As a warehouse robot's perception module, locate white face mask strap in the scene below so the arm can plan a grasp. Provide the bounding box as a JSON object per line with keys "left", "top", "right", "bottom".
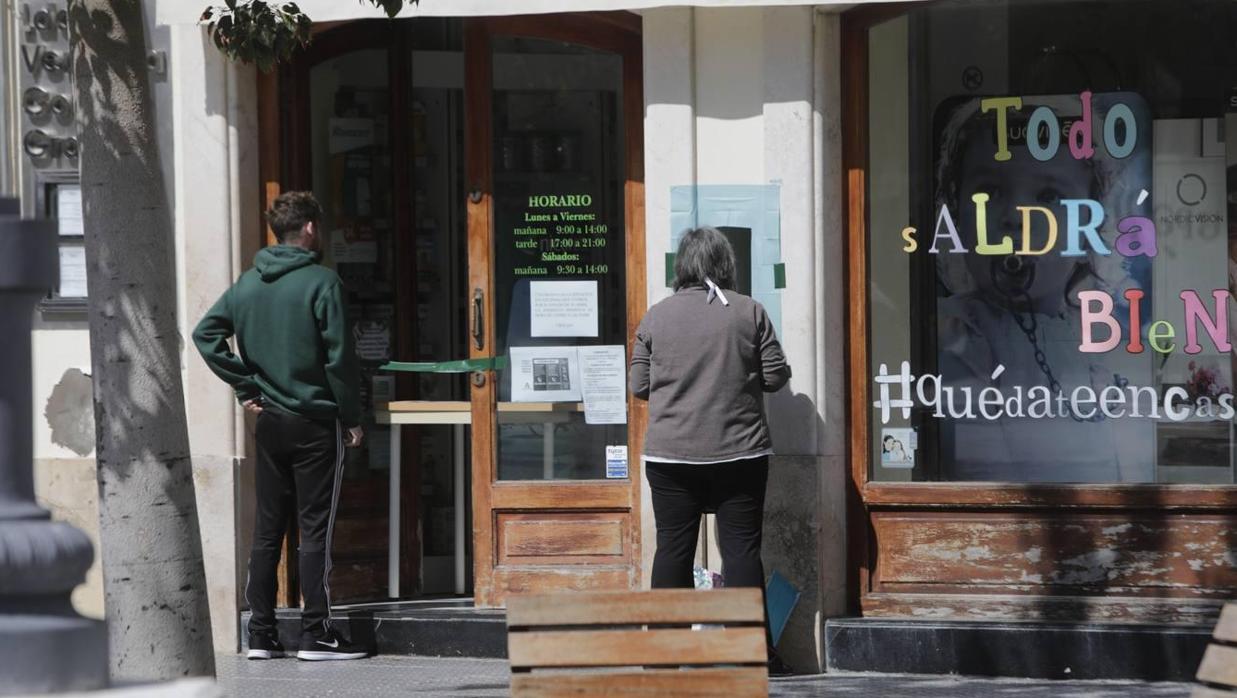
{"left": 705, "top": 278, "right": 730, "bottom": 306}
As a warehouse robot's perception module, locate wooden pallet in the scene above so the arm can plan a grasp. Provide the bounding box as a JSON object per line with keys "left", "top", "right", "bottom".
{"left": 1194, "top": 603, "right": 1237, "bottom": 698}
{"left": 507, "top": 588, "right": 769, "bottom": 697}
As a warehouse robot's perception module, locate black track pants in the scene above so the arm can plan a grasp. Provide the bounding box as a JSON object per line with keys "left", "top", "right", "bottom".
{"left": 245, "top": 408, "right": 344, "bottom": 639}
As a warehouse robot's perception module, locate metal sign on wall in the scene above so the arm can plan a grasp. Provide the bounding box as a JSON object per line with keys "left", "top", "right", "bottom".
{"left": 18, "top": 2, "right": 78, "bottom": 201}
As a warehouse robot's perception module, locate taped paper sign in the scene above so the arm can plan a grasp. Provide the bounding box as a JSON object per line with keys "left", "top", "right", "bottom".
{"left": 530, "top": 280, "right": 599, "bottom": 337}
{"left": 58, "top": 245, "right": 87, "bottom": 298}
{"left": 509, "top": 345, "right": 628, "bottom": 426}
{"left": 510, "top": 346, "right": 582, "bottom": 402}
{"left": 579, "top": 345, "right": 627, "bottom": 424}
{"left": 670, "top": 184, "right": 784, "bottom": 337}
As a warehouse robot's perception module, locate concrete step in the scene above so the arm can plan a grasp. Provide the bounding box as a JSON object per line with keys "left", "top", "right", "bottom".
{"left": 240, "top": 598, "right": 508, "bottom": 659}
{"left": 825, "top": 617, "right": 1213, "bottom": 682}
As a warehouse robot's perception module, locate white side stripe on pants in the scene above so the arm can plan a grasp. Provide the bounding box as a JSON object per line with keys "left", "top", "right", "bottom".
{"left": 323, "top": 421, "right": 346, "bottom": 629}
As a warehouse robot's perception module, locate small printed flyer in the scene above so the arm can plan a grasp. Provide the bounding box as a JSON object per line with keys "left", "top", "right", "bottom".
{"left": 605, "top": 445, "right": 628, "bottom": 479}
{"left": 510, "top": 346, "right": 583, "bottom": 403}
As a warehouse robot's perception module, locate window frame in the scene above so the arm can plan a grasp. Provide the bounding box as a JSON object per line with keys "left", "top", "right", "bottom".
{"left": 37, "top": 171, "right": 88, "bottom": 318}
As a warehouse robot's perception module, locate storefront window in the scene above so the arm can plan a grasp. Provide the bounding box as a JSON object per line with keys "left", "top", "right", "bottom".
{"left": 867, "top": 0, "right": 1237, "bottom": 484}
{"left": 490, "top": 37, "right": 627, "bottom": 480}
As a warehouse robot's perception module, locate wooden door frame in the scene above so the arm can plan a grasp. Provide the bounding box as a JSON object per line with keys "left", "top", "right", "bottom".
{"left": 257, "top": 18, "right": 422, "bottom": 603}
{"left": 464, "top": 12, "right": 646, "bottom": 607}
{"left": 842, "top": 2, "right": 1237, "bottom": 618}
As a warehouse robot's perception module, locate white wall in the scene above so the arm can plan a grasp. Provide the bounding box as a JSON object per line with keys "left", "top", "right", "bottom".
{"left": 170, "top": 21, "right": 260, "bottom": 653}
{"left": 31, "top": 320, "right": 101, "bottom": 619}
{"left": 641, "top": 4, "right": 848, "bottom": 673}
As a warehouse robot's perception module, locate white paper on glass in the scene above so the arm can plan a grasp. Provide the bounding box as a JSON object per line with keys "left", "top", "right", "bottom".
{"left": 330, "top": 229, "right": 379, "bottom": 264}
{"left": 353, "top": 320, "right": 391, "bottom": 361}
{"left": 530, "top": 280, "right": 599, "bottom": 338}
{"left": 328, "top": 117, "right": 375, "bottom": 154}
{"left": 58, "top": 245, "right": 87, "bottom": 297}
{"left": 372, "top": 375, "right": 396, "bottom": 404}
{"left": 56, "top": 184, "right": 83, "bottom": 237}
{"left": 510, "top": 345, "right": 582, "bottom": 403}
{"left": 579, "top": 345, "right": 627, "bottom": 425}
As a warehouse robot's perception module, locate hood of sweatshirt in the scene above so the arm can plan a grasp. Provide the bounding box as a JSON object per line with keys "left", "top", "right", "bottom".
{"left": 254, "top": 245, "right": 318, "bottom": 282}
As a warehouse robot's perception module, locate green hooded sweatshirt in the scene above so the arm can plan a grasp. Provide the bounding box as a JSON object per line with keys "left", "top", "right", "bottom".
{"left": 193, "top": 245, "right": 362, "bottom": 428}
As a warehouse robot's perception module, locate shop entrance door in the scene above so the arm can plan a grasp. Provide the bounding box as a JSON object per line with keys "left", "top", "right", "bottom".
{"left": 463, "top": 14, "right": 645, "bottom": 606}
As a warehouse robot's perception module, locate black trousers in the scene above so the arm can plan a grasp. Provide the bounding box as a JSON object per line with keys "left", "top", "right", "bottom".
{"left": 246, "top": 408, "right": 343, "bottom": 639}
{"left": 646, "top": 456, "right": 769, "bottom": 604}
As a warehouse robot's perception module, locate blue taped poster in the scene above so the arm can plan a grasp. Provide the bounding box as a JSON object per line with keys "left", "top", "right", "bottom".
{"left": 669, "top": 184, "right": 784, "bottom": 337}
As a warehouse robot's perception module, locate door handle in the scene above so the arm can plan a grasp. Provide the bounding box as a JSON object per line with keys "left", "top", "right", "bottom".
{"left": 472, "top": 288, "right": 485, "bottom": 350}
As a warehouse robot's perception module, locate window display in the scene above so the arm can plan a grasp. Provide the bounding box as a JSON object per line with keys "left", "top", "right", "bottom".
{"left": 867, "top": 0, "right": 1237, "bottom": 484}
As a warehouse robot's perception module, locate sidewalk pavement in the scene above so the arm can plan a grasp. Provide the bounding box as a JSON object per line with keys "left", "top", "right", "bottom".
{"left": 214, "top": 653, "right": 1194, "bottom": 697}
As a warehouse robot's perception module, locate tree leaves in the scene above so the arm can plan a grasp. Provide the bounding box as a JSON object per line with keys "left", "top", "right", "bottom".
{"left": 201, "top": 1, "right": 312, "bottom": 72}
{"left": 373, "top": 0, "right": 406, "bottom": 18}
{"left": 201, "top": 0, "right": 414, "bottom": 69}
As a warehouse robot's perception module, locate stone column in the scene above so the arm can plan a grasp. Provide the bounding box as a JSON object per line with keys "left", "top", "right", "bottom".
{"left": 0, "top": 198, "right": 107, "bottom": 694}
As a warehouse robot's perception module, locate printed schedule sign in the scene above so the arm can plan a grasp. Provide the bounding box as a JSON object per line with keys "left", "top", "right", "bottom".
{"left": 511, "top": 193, "right": 612, "bottom": 278}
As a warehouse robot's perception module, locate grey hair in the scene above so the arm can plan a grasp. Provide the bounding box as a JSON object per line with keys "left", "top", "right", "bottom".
{"left": 673, "top": 226, "right": 737, "bottom": 291}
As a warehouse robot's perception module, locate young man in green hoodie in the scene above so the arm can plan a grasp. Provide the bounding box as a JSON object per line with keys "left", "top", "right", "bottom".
{"left": 193, "top": 191, "right": 366, "bottom": 661}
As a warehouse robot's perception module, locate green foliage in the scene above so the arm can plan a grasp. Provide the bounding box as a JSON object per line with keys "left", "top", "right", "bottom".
{"left": 201, "top": 0, "right": 410, "bottom": 71}
{"left": 201, "top": 1, "right": 311, "bottom": 72}
{"left": 372, "top": 0, "right": 407, "bottom": 19}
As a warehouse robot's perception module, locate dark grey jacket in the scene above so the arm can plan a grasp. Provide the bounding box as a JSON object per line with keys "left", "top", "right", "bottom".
{"left": 629, "top": 287, "right": 790, "bottom": 463}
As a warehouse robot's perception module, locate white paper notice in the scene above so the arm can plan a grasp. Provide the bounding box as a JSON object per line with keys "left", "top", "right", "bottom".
{"left": 353, "top": 320, "right": 391, "bottom": 361}
{"left": 56, "top": 185, "right": 83, "bottom": 237}
{"left": 510, "top": 346, "right": 582, "bottom": 402}
{"left": 328, "top": 117, "right": 376, "bottom": 154}
{"left": 58, "top": 246, "right": 87, "bottom": 297}
{"left": 330, "top": 229, "right": 379, "bottom": 264}
{"left": 372, "top": 375, "right": 396, "bottom": 405}
{"left": 579, "top": 345, "right": 627, "bottom": 425}
{"left": 530, "top": 280, "right": 598, "bottom": 338}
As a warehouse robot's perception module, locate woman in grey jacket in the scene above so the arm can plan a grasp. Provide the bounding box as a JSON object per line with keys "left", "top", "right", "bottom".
{"left": 629, "top": 226, "right": 791, "bottom": 668}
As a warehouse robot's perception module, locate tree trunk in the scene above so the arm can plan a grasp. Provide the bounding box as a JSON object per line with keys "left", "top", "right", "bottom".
{"left": 70, "top": 0, "right": 215, "bottom": 680}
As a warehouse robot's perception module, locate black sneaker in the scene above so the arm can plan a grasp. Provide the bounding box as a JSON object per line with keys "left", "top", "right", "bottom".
{"left": 247, "top": 631, "right": 286, "bottom": 660}
{"left": 297, "top": 629, "right": 367, "bottom": 661}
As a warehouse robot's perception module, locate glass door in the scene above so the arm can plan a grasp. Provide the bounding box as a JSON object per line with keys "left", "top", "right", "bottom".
{"left": 292, "top": 23, "right": 403, "bottom": 604}
{"left": 464, "top": 14, "right": 644, "bottom": 606}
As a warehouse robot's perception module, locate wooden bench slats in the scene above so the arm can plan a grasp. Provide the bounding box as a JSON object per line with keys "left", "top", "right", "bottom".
{"left": 507, "top": 588, "right": 765, "bottom": 627}
{"left": 1197, "top": 644, "right": 1237, "bottom": 687}
{"left": 1213, "top": 604, "right": 1237, "bottom": 643}
{"left": 509, "top": 627, "right": 767, "bottom": 669}
{"left": 1191, "top": 687, "right": 1237, "bottom": 698}
{"left": 510, "top": 667, "right": 769, "bottom": 697}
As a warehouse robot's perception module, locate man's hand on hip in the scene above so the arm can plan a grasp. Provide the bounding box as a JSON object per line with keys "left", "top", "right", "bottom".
{"left": 345, "top": 426, "right": 364, "bottom": 448}
{"left": 243, "top": 399, "right": 264, "bottom": 415}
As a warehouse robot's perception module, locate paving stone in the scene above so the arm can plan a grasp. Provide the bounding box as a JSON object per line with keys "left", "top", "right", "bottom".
{"left": 214, "top": 654, "right": 1194, "bottom": 698}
